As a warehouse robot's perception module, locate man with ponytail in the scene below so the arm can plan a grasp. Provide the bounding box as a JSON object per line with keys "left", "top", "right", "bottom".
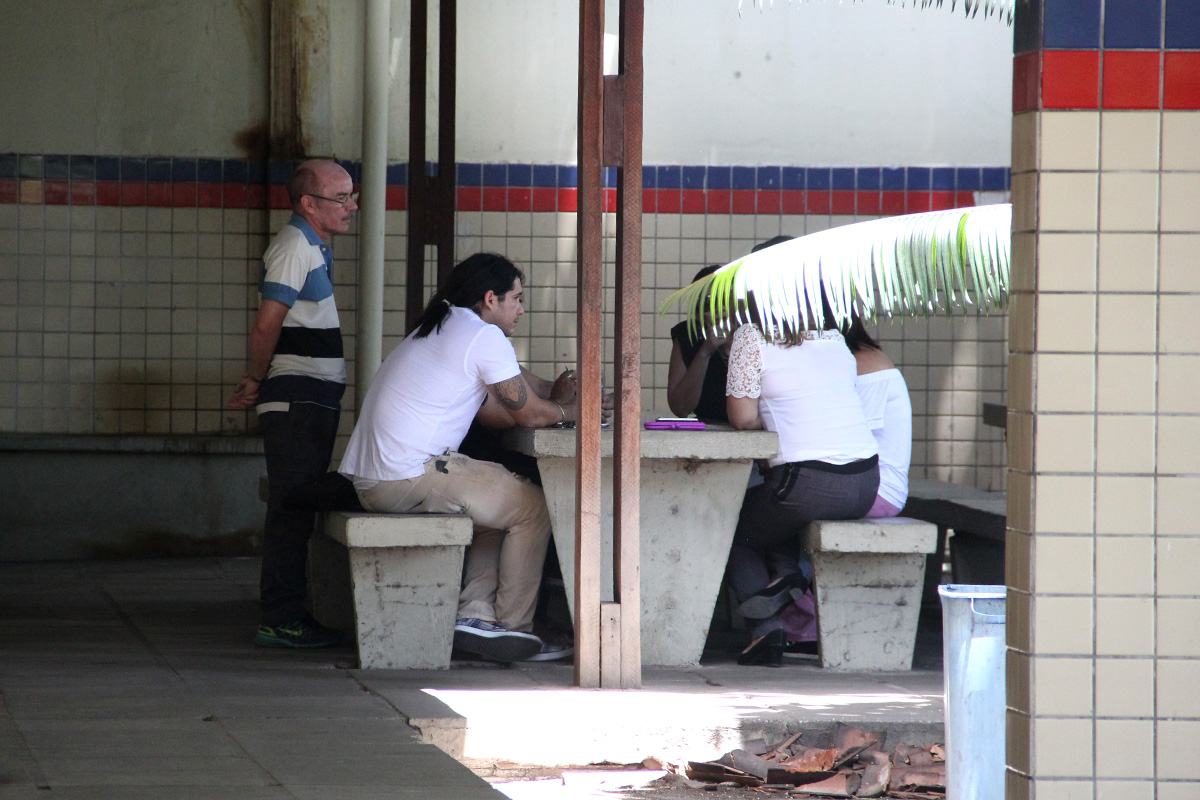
{"left": 339, "top": 253, "right": 576, "bottom": 662}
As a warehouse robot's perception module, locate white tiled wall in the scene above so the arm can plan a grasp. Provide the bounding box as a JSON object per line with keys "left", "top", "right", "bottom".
{"left": 0, "top": 202, "right": 1008, "bottom": 490}
{"left": 1008, "top": 107, "right": 1200, "bottom": 798}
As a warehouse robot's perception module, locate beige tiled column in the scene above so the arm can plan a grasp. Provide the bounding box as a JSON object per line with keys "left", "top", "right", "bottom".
{"left": 1008, "top": 90, "right": 1200, "bottom": 800}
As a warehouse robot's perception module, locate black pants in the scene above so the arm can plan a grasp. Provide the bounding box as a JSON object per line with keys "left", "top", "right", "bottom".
{"left": 259, "top": 403, "right": 340, "bottom": 626}
{"left": 457, "top": 419, "right": 542, "bottom": 486}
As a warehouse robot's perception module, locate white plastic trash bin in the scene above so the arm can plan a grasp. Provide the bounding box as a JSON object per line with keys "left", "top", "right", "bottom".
{"left": 939, "top": 584, "right": 1006, "bottom": 800}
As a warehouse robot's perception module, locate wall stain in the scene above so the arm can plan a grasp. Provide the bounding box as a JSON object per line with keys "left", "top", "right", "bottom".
{"left": 233, "top": 0, "right": 264, "bottom": 49}
{"left": 269, "top": 2, "right": 332, "bottom": 159}
{"left": 235, "top": 121, "right": 270, "bottom": 159}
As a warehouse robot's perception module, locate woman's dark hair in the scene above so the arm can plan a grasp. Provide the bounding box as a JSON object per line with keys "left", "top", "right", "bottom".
{"left": 688, "top": 264, "right": 724, "bottom": 322}
{"left": 412, "top": 252, "right": 524, "bottom": 339}
{"left": 751, "top": 234, "right": 794, "bottom": 253}
{"left": 746, "top": 235, "right": 840, "bottom": 343}
{"left": 746, "top": 283, "right": 840, "bottom": 345}
{"left": 691, "top": 264, "right": 721, "bottom": 284}
{"left": 842, "top": 315, "right": 881, "bottom": 353}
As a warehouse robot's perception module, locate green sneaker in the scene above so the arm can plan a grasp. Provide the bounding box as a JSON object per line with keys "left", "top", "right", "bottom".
{"left": 255, "top": 618, "right": 344, "bottom": 649}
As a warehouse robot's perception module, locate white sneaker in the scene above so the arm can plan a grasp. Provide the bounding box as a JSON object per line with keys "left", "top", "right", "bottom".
{"left": 453, "top": 618, "right": 542, "bottom": 662}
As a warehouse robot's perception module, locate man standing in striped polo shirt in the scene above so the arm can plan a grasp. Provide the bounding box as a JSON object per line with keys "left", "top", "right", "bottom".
{"left": 227, "top": 159, "right": 357, "bottom": 648}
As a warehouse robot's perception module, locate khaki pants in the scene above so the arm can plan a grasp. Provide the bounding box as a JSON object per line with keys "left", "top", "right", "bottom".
{"left": 356, "top": 453, "right": 551, "bottom": 632}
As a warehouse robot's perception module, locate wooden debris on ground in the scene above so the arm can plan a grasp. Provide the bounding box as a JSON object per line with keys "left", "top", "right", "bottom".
{"left": 715, "top": 749, "right": 774, "bottom": 781}
{"left": 791, "top": 771, "right": 861, "bottom": 797}
{"left": 684, "top": 761, "right": 763, "bottom": 787}
{"left": 857, "top": 760, "right": 892, "bottom": 798}
{"left": 678, "top": 725, "right": 946, "bottom": 797}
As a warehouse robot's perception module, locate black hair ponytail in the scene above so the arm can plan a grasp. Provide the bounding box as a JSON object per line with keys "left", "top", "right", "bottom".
{"left": 412, "top": 253, "right": 525, "bottom": 339}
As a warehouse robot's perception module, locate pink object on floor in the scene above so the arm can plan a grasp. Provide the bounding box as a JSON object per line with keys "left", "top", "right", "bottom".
{"left": 779, "top": 495, "right": 901, "bottom": 644}
{"left": 780, "top": 589, "right": 818, "bottom": 642}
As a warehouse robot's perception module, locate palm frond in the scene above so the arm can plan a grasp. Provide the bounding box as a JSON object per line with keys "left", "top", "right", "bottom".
{"left": 739, "top": 0, "right": 1014, "bottom": 25}
{"left": 658, "top": 204, "right": 1011, "bottom": 335}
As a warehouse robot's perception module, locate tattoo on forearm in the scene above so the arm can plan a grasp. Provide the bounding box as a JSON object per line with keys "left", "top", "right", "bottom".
{"left": 494, "top": 377, "right": 528, "bottom": 411}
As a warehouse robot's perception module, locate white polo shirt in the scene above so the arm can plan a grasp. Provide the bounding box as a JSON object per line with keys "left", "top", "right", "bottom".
{"left": 340, "top": 306, "right": 521, "bottom": 482}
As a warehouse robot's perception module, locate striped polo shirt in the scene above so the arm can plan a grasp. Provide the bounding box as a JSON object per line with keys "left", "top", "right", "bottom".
{"left": 255, "top": 214, "right": 347, "bottom": 413}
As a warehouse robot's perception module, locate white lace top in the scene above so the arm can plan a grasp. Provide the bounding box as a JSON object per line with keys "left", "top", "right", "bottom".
{"left": 726, "top": 325, "right": 879, "bottom": 467}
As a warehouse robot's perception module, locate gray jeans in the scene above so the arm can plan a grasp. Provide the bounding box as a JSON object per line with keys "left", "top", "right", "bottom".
{"left": 728, "top": 457, "right": 879, "bottom": 636}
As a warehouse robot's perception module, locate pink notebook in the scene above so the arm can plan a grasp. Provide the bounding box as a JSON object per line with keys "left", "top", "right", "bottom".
{"left": 644, "top": 419, "right": 706, "bottom": 430}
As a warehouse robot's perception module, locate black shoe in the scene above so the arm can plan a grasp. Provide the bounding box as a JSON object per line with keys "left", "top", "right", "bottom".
{"left": 255, "top": 618, "right": 344, "bottom": 649}
{"left": 737, "top": 573, "right": 809, "bottom": 620}
{"left": 453, "top": 618, "right": 543, "bottom": 662}
{"left": 737, "top": 629, "right": 786, "bottom": 667}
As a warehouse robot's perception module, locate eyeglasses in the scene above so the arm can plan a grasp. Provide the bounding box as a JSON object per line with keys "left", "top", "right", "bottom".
{"left": 306, "top": 192, "right": 359, "bottom": 207}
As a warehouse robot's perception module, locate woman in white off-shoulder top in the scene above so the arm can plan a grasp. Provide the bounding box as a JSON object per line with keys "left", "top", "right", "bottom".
{"left": 844, "top": 318, "right": 912, "bottom": 517}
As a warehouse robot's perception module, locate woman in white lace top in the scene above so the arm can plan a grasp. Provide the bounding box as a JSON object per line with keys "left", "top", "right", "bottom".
{"left": 724, "top": 314, "right": 880, "bottom": 666}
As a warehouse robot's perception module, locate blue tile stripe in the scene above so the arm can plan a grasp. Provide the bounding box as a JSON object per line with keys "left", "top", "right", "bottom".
{"left": 1, "top": 153, "right": 1011, "bottom": 211}
{"left": 1029, "top": 0, "right": 1200, "bottom": 50}
{"left": 442, "top": 162, "right": 1010, "bottom": 191}
{"left": 1165, "top": 0, "right": 1200, "bottom": 48}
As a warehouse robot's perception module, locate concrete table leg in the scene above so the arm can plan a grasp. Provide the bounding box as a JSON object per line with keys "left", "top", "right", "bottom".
{"left": 811, "top": 552, "right": 926, "bottom": 672}
{"left": 537, "top": 457, "right": 753, "bottom": 666}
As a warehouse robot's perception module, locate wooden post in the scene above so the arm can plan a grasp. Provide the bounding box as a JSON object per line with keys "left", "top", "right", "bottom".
{"left": 600, "top": 602, "right": 622, "bottom": 681}
{"left": 576, "top": 0, "right": 643, "bottom": 690}
{"left": 610, "top": 0, "right": 643, "bottom": 690}
{"left": 405, "top": 0, "right": 428, "bottom": 326}
{"left": 405, "top": 0, "right": 456, "bottom": 328}
{"left": 435, "top": 0, "right": 457, "bottom": 289}
{"left": 574, "top": 0, "right": 605, "bottom": 689}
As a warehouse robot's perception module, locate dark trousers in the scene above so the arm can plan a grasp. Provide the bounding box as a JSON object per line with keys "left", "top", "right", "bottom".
{"left": 259, "top": 403, "right": 340, "bottom": 626}
{"left": 728, "top": 458, "right": 879, "bottom": 637}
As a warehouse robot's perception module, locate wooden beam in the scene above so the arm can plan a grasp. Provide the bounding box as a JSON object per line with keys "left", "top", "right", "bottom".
{"left": 436, "top": 0, "right": 457, "bottom": 288}
{"left": 405, "top": 0, "right": 429, "bottom": 328}
{"left": 405, "top": 0, "right": 457, "bottom": 329}
{"left": 611, "top": 0, "right": 644, "bottom": 690}
{"left": 600, "top": 602, "right": 622, "bottom": 684}
{"left": 574, "top": 0, "right": 605, "bottom": 690}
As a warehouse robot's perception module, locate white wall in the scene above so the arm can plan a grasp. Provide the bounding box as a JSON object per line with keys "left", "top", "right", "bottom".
{"left": 0, "top": 0, "right": 1013, "bottom": 491}
{"left": 451, "top": 0, "right": 1014, "bottom": 166}
{"left": 0, "top": 0, "right": 269, "bottom": 157}
{"left": 2, "top": 1, "right": 1011, "bottom": 167}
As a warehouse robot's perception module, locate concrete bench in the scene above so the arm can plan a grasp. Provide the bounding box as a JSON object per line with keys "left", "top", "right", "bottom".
{"left": 308, "top": 511, "right": 473, "bottom": 669}
{"left": 802, "top": 516, "right": 938, "bottom": 672}
{"left": 902, "top": 478, "right": 1007, "bottom": 587}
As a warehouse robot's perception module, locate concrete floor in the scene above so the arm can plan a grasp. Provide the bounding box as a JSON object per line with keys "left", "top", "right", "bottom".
{"left": 0, "top": 557, "right": 946, "bottom": 799}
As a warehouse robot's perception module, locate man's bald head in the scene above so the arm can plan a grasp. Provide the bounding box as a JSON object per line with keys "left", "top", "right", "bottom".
{"left": 287, "top": 159, "right": 356, "bottom": 241}
{"left": 286, "top": 159, "right": 344, "bottom": 209}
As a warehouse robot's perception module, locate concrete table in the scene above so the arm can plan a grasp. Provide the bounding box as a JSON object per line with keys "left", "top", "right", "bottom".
{"left": 503, "top": 423, "right": 777, "bottom": 666}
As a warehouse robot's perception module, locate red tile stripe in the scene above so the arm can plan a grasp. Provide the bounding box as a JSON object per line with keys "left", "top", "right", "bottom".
{"left": 1164, "top": 52, "right": 1200, "bottom": 109}
{"left": 1020, "top": 49, "right": 1200, "bottom": 111}
{"left": 0, "top": 180, "right": 985, "bottom": 216}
